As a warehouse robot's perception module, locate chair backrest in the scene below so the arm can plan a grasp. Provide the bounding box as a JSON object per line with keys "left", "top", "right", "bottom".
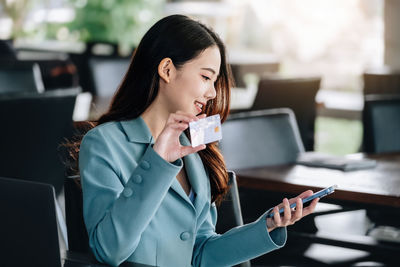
{"left": 0, "top": 88, "right": 79, "bottom": 194}
{"left": 88, "top": 56, "right": 130, "bottom": 97}
{"left": 252, "top": 76, "right": 321, "bottom": 150}
{"left": 0, "top": 60, "right": 44, "bottom": 94}
{"left": 65, "top": 176, "right": 91, "bottom": 253}
{"left": 216, "top": 171, "right": 250, "bottom": 267}
{"left": 0, "top": 177, "right": 62, "bottom": 267}
{"left": 362, "top": 94, "right": 400, "bottom": 153}
{"left": 0, "top": 39, "right": 17, "bottom": 60}
{"left": 216, "top": 171, "right": 244, "bottom": 233}
{"left": 220, "top": 108, "right": 304, "bottom": 170}
{"left": 230, "top": 62, "right": 280, "bottom": 88}
{"left": 363, "top": 68, "right": 400, "bottom": 95}
{"left": 35, "top": 59, "right": 79, "bottom": 90}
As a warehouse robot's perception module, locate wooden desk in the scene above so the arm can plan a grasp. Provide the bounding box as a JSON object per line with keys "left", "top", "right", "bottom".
{"left": 235, "top": 153, "right": 400, "bottom": 208}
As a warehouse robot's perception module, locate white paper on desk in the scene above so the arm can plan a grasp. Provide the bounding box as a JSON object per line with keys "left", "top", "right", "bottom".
{"left": 189, "top": 114, "right": 222, "bottom": 147}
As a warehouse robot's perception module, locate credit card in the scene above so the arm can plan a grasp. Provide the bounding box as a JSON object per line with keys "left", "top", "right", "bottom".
{"left": 189, "top": 114, "right": 222, "bottom": 147}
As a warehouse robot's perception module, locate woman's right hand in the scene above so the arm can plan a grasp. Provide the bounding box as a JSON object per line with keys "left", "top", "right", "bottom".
{"left": 153, "top": 111, "right": 206, "bottom": 162}
{"left": 266, "top": 190, "right": 319, "bottom": 232}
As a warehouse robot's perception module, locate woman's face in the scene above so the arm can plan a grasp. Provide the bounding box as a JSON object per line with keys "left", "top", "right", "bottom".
{"left": 163, "top": 46, "right": 221, "bottom": 115}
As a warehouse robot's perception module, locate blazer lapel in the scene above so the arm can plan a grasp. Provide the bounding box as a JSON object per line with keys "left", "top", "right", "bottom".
{"left": 170, "top": 179, "right": 194, "bottom": 207}
{"left": 179, "top": 134, "right": 208, "bottom": 214}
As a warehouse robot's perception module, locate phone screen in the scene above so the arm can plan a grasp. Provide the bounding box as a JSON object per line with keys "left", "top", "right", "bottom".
{"left": 266, "top": 185, "right": 337, "bottom": 218}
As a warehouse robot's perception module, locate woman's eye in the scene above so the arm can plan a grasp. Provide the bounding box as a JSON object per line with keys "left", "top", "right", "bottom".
{"left": 202, "top": 75, "right": 211, "bottom": 81}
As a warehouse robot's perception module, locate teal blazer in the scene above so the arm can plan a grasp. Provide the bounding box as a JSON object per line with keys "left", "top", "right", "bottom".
{"left": 79, "top": 117, "right": 287, "bottom": 267}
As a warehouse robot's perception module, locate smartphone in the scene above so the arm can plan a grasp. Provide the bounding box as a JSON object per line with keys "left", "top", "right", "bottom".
{"left": 266, "top": 184, "right": 337, "bottom": 218}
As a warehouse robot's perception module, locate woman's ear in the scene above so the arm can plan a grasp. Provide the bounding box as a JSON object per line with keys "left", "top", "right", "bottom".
{"left": 158, "top": 58, "right": 174, "bottom": 83}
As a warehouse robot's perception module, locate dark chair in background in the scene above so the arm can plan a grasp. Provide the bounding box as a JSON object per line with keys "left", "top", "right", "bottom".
{"left": 36, "top": 59, "right": 80, "bottom": 90}
{"left": 230, "top": 62, "right": 279, "bottom": 88}
{"left": 1, "top": 40, "right": 79, "bottom": 91}
{"left": 0, "top": 176, "right": 148, "bottom": 267}
{"left": 216, "top": 171, "right": 245, "bottom": 233}
{"left": 251, "top": 76, "right": 321, "bottom": 151}
{"left": 362, "top": 94, "right": 400, "bottom": 154}
{"left": 361, "top": 95, "right": 400, "bottom": 264}
{"left": 0, "top": 60, "right": 44, "bottom": 94}
{"left": 0, "top": 88, "right": 79, "bottom": 195}
{"left": 216, "top": 171, "right": 251, "bottom": 267}
{"left": 220, "top": 108, "right": 304, "bottom": 170}
{"left": 0, "top": 177, "right": 62, "bottom": 267}
{"left": 64, "top": 176, "right": 91, "bottom": 254}
{"left": 88, "top": 56, "right": 130, "bottom": 98}
{"left": 68, "top": 41, "right": 134, "bottom": 95}
{"left": 0, "top": 39, "right": 17, "bottom": 60}
{"left": 363, "top": 67, "right": 400, "bottom": 95}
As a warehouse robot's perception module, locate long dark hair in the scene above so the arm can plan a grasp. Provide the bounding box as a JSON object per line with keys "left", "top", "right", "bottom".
{"left": 68, "top": 15, "right": 232, "bottom": 204}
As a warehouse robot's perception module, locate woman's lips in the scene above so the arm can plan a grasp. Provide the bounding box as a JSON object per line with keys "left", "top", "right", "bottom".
{"left": 195, "top": 101, "right": 204, "bottom": 112}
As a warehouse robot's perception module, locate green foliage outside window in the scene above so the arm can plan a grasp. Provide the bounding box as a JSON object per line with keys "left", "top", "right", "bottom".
{"left": 67, "top": 0, "right": 164, "bottom": 48}
{"left": 0, "top": 0, "right": 164, "bottom": 49}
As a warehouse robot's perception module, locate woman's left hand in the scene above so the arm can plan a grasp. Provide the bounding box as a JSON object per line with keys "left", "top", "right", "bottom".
{"left": 266, "top": 190, "right": 319, "bottom": 232}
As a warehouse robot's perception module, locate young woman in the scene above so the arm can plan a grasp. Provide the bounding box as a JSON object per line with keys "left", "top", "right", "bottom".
{"left": 78, "top": 15, "right": 318, "bottom": 267}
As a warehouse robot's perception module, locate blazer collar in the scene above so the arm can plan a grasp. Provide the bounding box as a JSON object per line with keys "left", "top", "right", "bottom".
{"left": 119, "top": 116, "right": 155, "bottom": 144}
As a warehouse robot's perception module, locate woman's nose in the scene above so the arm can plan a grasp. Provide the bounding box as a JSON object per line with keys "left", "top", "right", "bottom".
{"left": 206, "top": 84, "right": 216, "bottom": 100}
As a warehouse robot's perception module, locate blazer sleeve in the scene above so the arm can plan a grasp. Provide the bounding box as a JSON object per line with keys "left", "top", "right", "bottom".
{"left": 192, "top": 204, "right": 287, "bottom": 267}
{"left": 79, "top": 128, "right": 183, "bottom": 266}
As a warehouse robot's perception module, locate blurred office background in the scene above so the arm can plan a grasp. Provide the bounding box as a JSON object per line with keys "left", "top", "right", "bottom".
{"left": 0, "top": 0, "right": 393, "bottom": 155}
{"left": 1, "top": 0, "right": 400, "bottom": 266}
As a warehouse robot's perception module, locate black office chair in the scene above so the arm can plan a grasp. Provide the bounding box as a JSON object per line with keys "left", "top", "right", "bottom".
{"left": 361, "top": 94, "right": 400, "bottom": 246}
{"left": 64, "top": 175, "right": 91, "bottom": 254}
{"left": 0, "top": 88, "right": 79, "bottom": 195}
{"left": 36, "top": 59, "right": 80, "bottom": 90}
{"left": 362, "top": 94, "right": 400, "bottom": 154}
{"left": 0, "top": 177, "right": 63, "bottom": 267}
{"left": 0, "top": 60, "right": 44, "bottom": 94}
{"left": 230, "top": 62, "right": 280, "bottom": 88}
{"left": 216, "top": 171, "right": 245, "bottom": 233}
{"left": 251, "top": 76, "right": 321, "bottom": 151}
{"left": 220, "top": 108, "right": 304, "bottom": 170}
{"left": 0, "top": 39, "right": 17, "bottom": 60}
{"left": 216, "top": 171, "right": 251, "bottom": 267}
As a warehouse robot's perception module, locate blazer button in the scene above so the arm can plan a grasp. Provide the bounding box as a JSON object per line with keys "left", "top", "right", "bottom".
{"left": 122, "top": 187, "right": 133, "bottom": 198}
{"left": 140, "top": 160, "right": 151, "bottom": 170}
{"left": 132, "top": 174, "right": 142, "bottom": 184}
{"left": 180, "top": 232, "right": 191, "bottom": 241}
